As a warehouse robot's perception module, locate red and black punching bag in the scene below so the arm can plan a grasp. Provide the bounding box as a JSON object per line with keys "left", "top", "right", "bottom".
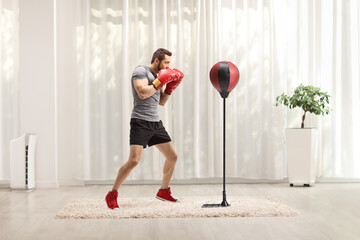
{"left": 209, "top": 61, "right": 240, "bottom": 98}
{"left": 202, "top": 61, "right": 240, "bottom": 208}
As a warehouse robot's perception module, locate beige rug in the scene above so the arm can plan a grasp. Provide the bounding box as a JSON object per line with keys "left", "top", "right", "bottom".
{"left": 55, "top": 196, "right": 298, "bottom": 219}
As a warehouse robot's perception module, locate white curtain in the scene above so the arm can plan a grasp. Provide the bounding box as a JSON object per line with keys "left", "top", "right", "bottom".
{"left": 0, "top": 0, "right": 18, "bottom": 182}
{"left": 71, "top": 0, "right": 360, "bottom": 182}
{"left": 1, "top": 1, "right": 358, "bottom": 185}
{"left": 273, "top": 0, "right": 360, "bottom": 178}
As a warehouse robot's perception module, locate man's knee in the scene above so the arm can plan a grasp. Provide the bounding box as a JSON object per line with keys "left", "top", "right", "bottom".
{"left": 169, "top": 152, "right": 178, "bottom": 162}
{"left": 127, "top": 145, "right": 143, "bottom": 168}
{"left": 128, "top": 155, "right": 141, "bottom": 168}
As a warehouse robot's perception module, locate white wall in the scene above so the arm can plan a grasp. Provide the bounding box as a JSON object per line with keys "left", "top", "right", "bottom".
{"left": 19, "top": 0, "right": 58, "bottom": 187}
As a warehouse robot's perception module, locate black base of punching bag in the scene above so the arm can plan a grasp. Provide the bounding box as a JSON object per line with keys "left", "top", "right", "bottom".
{"left": 202, "top": 191, "right": 230, "bottom": 208}
{"left": 202, "top": 98, "right": 230, "bottom": 208}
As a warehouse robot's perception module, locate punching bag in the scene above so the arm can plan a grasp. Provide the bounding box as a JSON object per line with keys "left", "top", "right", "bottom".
{"left": 202, "top": 61, "right": 240, "bottom": 208}
{"left": 209, "top": 61, "right": 239, "bottom": 98}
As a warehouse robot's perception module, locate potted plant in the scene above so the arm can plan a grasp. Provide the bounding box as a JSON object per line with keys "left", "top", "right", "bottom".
{"left": 275, "top": 84, "right": 330, "bottom": 187}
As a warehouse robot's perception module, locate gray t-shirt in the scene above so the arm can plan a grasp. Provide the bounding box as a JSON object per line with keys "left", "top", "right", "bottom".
{"left": 131, "top": 65, "right": 160, "bottom": 122}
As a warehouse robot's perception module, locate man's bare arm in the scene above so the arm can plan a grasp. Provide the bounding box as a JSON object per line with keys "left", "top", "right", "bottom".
{"left": 133, "top": 79, "right": 157, "bottom": 99}
{"left": 159, "top": 87, "right": 170, "bottom": 106}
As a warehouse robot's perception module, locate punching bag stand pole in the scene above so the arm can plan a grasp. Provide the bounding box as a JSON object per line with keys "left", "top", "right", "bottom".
{"left": 221, "top": 98, "right": 229, "bottom": 206}
{"left": 202, "top": 98, "right": 230, "bottom": 208}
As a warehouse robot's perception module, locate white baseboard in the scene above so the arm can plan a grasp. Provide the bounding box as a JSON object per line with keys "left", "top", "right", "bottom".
{"left": 2, "top": 178, "right": 360, "bottom": 188}
{"left": 0, "top": 179, "right": 60, "bottom": 188}
{"left": 85, "top": 178, "right": 289, "bottom": 185}
{"left": 58, "top": 178, "right": 85, "bottom": 186}
{"left": 0, "top": 179, "right": 59, "bottom": 188}
{"left": 85, "top": 177, "right": 360, "bottom": 185}
{"left": 0, "top": 180, "right": 10, "bottom": 189}
{"left": 316, "top": 178, "right": 360, "bottom": 183}
{"left": 35, "top": 180, "right": 59, "bottom": 188}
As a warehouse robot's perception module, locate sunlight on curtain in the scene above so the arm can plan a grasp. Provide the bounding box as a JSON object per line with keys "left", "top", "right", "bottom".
{"left": 0, "top": 0, "right": 18, "bottom": 182}
{"left": 73, "top": 0, "right": 360, "bottom": 181}
{"left": 273, "top": 0, "right": 360, "bottom": 178}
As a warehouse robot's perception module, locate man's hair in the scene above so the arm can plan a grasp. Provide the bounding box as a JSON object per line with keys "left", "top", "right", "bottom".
{"left": 151, "top": 48, "right": 172, "bottom": 63}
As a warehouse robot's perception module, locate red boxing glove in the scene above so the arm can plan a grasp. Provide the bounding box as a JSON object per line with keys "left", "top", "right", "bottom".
{"left": 173, "top": 68, "right": 184, "bottom": 80}
{"left": 165, "top": 68, "right": 184, "bottom": 95}
{"left": 152, "top": 69, "right": 178, "bottom": 90}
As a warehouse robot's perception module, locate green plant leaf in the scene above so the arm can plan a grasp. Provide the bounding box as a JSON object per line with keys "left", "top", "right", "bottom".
{"left": 274, "top": 84, "right": 331, "bottom": 127}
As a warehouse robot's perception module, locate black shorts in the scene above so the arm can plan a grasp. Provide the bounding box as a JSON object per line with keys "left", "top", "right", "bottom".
{"left": 129, "top": 118, "right": 172, "bottom": 148}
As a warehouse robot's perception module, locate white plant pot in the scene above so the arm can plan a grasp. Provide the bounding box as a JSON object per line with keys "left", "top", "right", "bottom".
{"left": 285, "top": 128, "right": 318, "bottom": 187}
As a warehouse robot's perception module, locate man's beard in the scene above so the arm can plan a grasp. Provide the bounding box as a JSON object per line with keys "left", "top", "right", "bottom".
{"left": 157, "top": 62, "right": 161, "bottom": 72}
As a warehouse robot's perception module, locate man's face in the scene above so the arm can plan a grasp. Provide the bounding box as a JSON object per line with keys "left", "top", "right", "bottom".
{"left": 156, "top": 55, "right": 171, "bottom": 71}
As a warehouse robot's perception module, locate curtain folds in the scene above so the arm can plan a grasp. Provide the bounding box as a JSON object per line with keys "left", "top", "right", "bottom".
{"left": 0, "top": 0, "right": 18, "bottom": 182}
{"left": 1, "top": 0, "right": 359, "bottom": 183}
{"left": 72, "top": 0, "right": 360, "bottom": 181}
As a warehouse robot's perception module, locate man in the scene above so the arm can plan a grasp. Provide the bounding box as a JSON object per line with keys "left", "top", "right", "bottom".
{"left": 105, "top": 48, "right": 184, "bottom": 210}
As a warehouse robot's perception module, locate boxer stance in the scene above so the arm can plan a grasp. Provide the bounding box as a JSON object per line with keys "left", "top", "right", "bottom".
{"left": 106, "top": 48, "right": 184, "bottom": 210}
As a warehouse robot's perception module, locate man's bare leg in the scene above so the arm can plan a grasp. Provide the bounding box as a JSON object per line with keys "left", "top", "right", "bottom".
{"left": 112, "top": 145, "right": 143, "bottom": 191}
{"left": 155, "top": 142, "right": 178, "bottom": 189}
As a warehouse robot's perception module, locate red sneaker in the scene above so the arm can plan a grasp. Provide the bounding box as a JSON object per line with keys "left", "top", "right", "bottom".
{"left": 105, "top": 190, "right": 120, "bottom": 210}
{"left": 156, "top": 187, "right": 178, "bottom": 202}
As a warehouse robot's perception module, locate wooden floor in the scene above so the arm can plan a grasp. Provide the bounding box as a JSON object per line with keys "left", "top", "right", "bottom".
{"left": 0, "top": 183, "right": 360, "bottom": 240}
